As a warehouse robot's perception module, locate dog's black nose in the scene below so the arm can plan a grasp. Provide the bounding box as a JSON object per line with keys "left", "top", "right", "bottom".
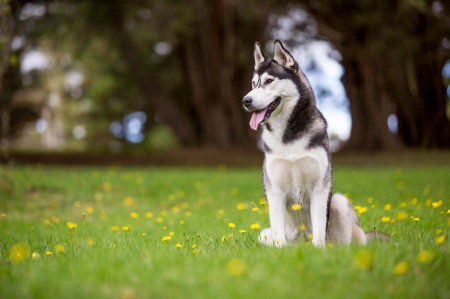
{"left": 242, "top": 96, "right": 252, "bottom": 106}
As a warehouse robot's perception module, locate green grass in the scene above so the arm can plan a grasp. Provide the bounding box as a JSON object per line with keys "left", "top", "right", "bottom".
{"left": 1, "top": 163, "right": 449, "bottom": 299}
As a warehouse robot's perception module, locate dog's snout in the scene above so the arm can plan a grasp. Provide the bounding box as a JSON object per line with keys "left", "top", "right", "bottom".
{"left": 242, "top": 96, "right": 252, "bottom": 106}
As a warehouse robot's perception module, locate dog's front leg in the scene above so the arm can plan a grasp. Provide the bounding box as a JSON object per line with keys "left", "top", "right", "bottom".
{"left": 267, "top": 188, "right": 287, "bottom": 247}
{"left": 310, "top": 189, "right": 329, "bottom": 247}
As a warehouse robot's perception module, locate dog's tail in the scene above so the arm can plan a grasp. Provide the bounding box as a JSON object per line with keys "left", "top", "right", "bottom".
{"left": 328, "top": 193, "right": 389, "bottom": 245}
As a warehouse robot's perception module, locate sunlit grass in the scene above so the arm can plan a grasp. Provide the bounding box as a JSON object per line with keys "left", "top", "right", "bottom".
{"left": 0, "top": 163, "right": 449, "bottom": 299}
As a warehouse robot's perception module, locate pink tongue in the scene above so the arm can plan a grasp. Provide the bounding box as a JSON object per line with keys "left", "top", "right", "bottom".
{"left": 249, "top": 108, "right": 269, "bottom": 131}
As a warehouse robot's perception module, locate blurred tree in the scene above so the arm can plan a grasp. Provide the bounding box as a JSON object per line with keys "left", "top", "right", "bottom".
{"left": 295, "top": 0, "right": 450, "bottom": 149}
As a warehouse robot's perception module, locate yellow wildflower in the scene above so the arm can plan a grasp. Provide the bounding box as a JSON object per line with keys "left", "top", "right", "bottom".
{"left": 142, "top": 233, "right": 146, "bottom": 236}
{"left": 221, "top": 236, "right": 226, "bottom": 242}
{"left": 236, "top": 203, "right": 246, "bottom": 210}
{"left": 66, "top": 222, "right": 77, "bottom": 229}
{"left": 437, "top": 228, "right": 442, "bottom": 234}
{"left": 252, "top": 207, "right": 259, "bottom": 212}
{"left": 175, "top": 244, "right": 182, "bottom": 248}
{"left": 145, "top": 212, "right": 153, "bottom": 218}
{"left": 86, "top": 207, "right": 94, "bottom": 214}
{"left": 250, "top": 223, "right": 260, "bottom": 230}
{"left": 103, "top": 182, "right": 112, "bottom": 191}
{"left": 228, "top": 222, "right": 236, "bottom": 228}
{"left": 226, "top": 259, "right": 246, "bottom": 276}
{"left": 156, "top": 217, "right": 163, "bottom": 223}
{"left": 46, "top": 251, "right": 53, "bottom": 256}
{"left": 185, "top": 211, "right": 192, "bottom": 217}
{"left": 218, "top": 209, "right": 225, "bottom": 214}
{"left": 417, "top": 250, "right": 432, "bottom": 263}
{"left": 179, "top": 220, "right": 185, "bottom": 224}
{"left": 161, "top": 236, "right": 171, "bottom": 241}
{"left": 291, "top": 204, "right": 301, "bottom": 211}
{"left": 396, "top": 212, "right": 408, "bottom": 221}
{"left": 299, "top": 224, "right": 306, "bottom": 231}
{"left": 122, "top": 226, "right": 130, "bottom": 231}
{"left": 259, "top": 198, "right": 267, "bottom": 205}
{"left": 384, "top": 204, "right": 392, "bottom": 211}
{"left": 87, "top": 239, "right": 95, "bottom": 246}
{"left": 169, "top": 232, "right": 175, "bottom": 236}
{"left": 239, "top": 230, "right": 247, "bottom": 234}
{"left": 160, "top": 210, "right": 168, "bottom": 216}
{"left": 111, "top": 226, "right": 119, "bottom": 231}
{"left": 130, "top": 212, "right": 139, "bottom": 219}
{"left": 413, "top": 218, "right": 419, "bottom": 222}
{"left": 228, "top": 234, "right": 233, "bottom": 238}
{"left": 436, "top": 236, "right": 445, "bottom": 244}
{"left": 172, "top": 206, "right": 180, "bottom": 213}
{"left": 9, "top": 244, "right": 29, "bottom": 264}
{"left": 55, "top": 244, "right": 64, "bottom": 252}
{"left": 124, "top": 197, "right": 134, "bottom": 206}
{"left": 393, "top": 262, "right": 408, "bottom": 275}
{"left": 192, "top": 248, "right": 199, "bottom": 254}
{"left": 381, "top": 217, "right": 390, "bottom": 223}
{"left": 192, "top": 244, "right": 197, "bottom": 249}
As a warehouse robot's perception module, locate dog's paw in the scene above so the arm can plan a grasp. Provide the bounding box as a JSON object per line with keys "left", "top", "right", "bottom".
{"left": 258, "top": 228, "right": 286, "bottom": 247}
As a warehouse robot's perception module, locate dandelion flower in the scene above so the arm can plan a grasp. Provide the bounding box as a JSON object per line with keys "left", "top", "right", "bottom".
{"left": 160, "top": 210, "right": 168, "bottom": 216}
{"left": 226, "top": 259, "right": 246, "bottom": 276}
{"left": 218, "top": 209, "right": 225, "bottom": 214}
{"left": 299, "top": 224, "right": 306, "bottom": 231}
{"left": 413, "top": 217, "right": 420, "bottom": 222}
{"left": 393, "top": 262, "right": 408, "bottom": 275}
{"left": 328, "top": 243, "right": 333, "bottom": 248}
{"left": 1, "top": 213, "right": 6, "bottom": 218}
{"left": 86, "top": 207, "right": 94, "bottom": 214}
{"left": 103, "top": 182, "right": 112, "bottom": 191}
{"left": 291, "top": 204, "right": 301, "bottom": 211}
{"left": 384, "top": 204, "right": 392, "bottom": 211}
{"left": 161, "top": 236, "right": 171, "bottom": 241}
{"left": 172, "top": 206, "right": 180, "bottom": 213}
{"left": 192, "top": 244, "right": 197, "bottom": 249}
{"left": 252, "top": 207, "right": 259, "bottom": 212}
{"left": 192, "top": 248, "right": 199, "bottom": 254}
{"left": 145, "top": 212, "right": 153, "bottom": 218}
{"left": 73, "top": 201, "right": 81, "bottom": 207}
{"left": 169, "top": 232, "right": 175, "bottom": 236}
{"left": 162, "top": 226, "right": 168, "bottom": 230}
{"left": 142, "top": 233, "right": 146, "bottom": 236}
{"left": 175, "top": 244, "right": 182, "bottom": 248}
{"left": 181, "top": 203, "right": 189, "bottom": 209}
{"left": 228, "top": 222, "right": 236, "bottom": 228}
{"left": 44, "top": 219, "right": 51, "bottom": 225}
{"left": 236, "top": 203, "right": 246, "bottom": 210}
{"left": 122, "top": 226, "right": 130, "bottom": 231}
{"left": 179, "top": 220, "right": 184, "bottom": 225}
{"left": 396, "top": 212, "right": 408, "bottom": 221}
{"left": 228, "top": 234, "right": 233, "bottom": 238}
{"left": 32, "top": 252, "right": 40, "bottom": 260}
{"left": 111, "top": 226, "right": 119, "bottom": 231}
{"left": 239, "top": 230, "right": 247, "bottom": 234}
{"left": 185, "top": 211, "right": 192, "bottom": 217}
{"left": 259, "top": 198, "right": 267, "bottom": 205}
{"left": 46, "top": 251, "right": 53, "bottom": 255}
{"left": 82, "top": 213, "right": 86, "bottom": 217}
{"left": 9, "top": 244, "right": 28, "bottom": 264}
{"left": 66, "top": 222, "right": 77, "bottom": 229}
{"left": 55, "top": 244, "right": 64, "bottom": 252}
{"left": 381, "top": 217, "right": 390, "bottom": 223}
{"left": 130, "top": 212, "right": 139, "bottom": 219}
{"left": 250, "top": 223, "right": 260, "bottom": 230}
{"left": 124, "top": 197, "right": 134, "bottom": 206}
{"left": 417, "top": 250, "right": 432, "bottom": 263}
{"left": 221, "top": 236, "right": 226, "bottom": 242}
{"left": 447, "top": 209, "right": 450, "bottom": 214}
{"left": 308, "top": 234, "right": 314, "bottom": 240}
{"left": 437, "top": 228, "right": 442, "bottom": 234}
{"left": 156, "top": 217, "right": 163, "bottom": 223}
{"left": 87, "top": 239, "right": 95, "bottom": 246}
{"left": 436, "top": 236, "right": 445, "bottom": 244}
{"left": 391, "top": 231, "right": 396, "bottom": 236}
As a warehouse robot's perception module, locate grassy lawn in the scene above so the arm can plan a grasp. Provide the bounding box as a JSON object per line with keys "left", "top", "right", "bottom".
{"left": 1, "top": 162, "right": 449, "bottom": 299}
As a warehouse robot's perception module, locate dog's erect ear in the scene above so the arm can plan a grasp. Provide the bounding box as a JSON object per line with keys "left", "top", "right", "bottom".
{"left": 273, "top": 40, "right": 298, "bottom": 71}
{"left": 254, "top": 42, "right": 268, "bottom": 70}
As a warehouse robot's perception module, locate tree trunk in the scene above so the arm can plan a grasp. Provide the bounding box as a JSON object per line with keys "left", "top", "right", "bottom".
{"left": 342, "top": 55, "right": 401, "bottom": 151}
{"left": 178, "top": 0, "right": 262, "bottom": 146}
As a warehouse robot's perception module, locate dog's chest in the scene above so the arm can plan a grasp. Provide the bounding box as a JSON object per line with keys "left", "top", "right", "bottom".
{"left": 263, "top": 134, "right": 326, "bottom": 194}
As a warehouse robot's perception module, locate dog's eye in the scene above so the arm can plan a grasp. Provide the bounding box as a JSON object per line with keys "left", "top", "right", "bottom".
{"left": 252, "top": 82, "right": 256, "bottom": 88}
{"left": 265, "top": 79, "right": 274, "bottom": 85}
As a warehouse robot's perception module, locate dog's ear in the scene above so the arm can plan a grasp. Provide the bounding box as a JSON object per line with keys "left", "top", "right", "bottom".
{"left": 273, "top": 40, "right": 298, "bottom": 71}
{"left": 254, "top": 42, "right": 268, "bottom": 70}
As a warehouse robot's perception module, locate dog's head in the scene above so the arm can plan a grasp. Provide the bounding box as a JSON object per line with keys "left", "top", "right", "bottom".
{"left": 243, "top": 40, "right": 303, "bottom": 130}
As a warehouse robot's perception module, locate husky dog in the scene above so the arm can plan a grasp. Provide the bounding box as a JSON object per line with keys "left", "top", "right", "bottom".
{"left": 242, "top": 40, "right": 370, "bottom": 247}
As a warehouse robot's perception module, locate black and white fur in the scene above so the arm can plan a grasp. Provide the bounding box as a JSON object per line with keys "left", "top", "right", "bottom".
{"left": 243, "top": 40, "right": 368, "bottom": 247}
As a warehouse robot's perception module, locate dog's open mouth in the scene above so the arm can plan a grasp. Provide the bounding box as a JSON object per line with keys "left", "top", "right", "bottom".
{"left": 249, "top": 97, "right": 281, "bottom": 131}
